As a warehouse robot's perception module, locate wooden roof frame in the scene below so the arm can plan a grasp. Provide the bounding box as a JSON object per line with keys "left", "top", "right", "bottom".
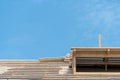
{"left": 71, "top": 47, "right": 120, "bottom": 75}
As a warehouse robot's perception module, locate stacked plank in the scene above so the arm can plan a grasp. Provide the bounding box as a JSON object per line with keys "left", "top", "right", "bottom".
{"left": 0, "top": 60, "right": 70, "bottom": 79}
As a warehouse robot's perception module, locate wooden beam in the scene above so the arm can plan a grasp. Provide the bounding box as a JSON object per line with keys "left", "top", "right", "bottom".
{"left": 76, "top": 62, "right": 120, "bottom": 65}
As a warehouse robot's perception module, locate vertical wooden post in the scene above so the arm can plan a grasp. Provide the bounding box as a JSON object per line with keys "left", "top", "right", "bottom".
{"left": 103, "top": 57, "right": 107, "bottom": 71}
{"left": 98, "top": 34, "right": 102, "bottom": 48}
{"left": 72, "top": 49, "right": 76, "bottom": 75}
{"left": 105, "top": 58, "right": 108, "bottom": 71}
{"left": 106, "top": 49, "right": 110, "bottom": 71}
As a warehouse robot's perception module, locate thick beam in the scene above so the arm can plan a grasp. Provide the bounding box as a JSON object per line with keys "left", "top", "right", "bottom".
{"left": 72, "top": 49, "right": 76, "bottom": 75}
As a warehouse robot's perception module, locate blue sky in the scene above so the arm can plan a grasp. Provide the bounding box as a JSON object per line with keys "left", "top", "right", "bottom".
{"left": 0, "top": 0, "right": 120, "bottom": 59}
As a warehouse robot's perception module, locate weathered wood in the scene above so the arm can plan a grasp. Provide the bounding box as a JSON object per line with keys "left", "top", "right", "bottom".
{"left": 39, "top": 58, "right": 64, "bottom": 62}
{"left": 72, "top": 48, "right": 120, "bottom": 74}
{"left": 76, "top": 62, "right": 120, "bottom": 65}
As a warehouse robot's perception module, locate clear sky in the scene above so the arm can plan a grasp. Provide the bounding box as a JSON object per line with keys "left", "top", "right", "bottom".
{"left": 0, "top": 0, "right": 120, "bottom": 59}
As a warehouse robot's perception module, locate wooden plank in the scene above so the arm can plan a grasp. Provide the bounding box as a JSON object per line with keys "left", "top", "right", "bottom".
{"left": 39, "top": 58, "right": 64, "bottom": 62}
{"left": 76, "top": 62, "right": 120, "bottom": 65}
{"left": 75, "top": 51, "right": 107, "bottom": 57}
